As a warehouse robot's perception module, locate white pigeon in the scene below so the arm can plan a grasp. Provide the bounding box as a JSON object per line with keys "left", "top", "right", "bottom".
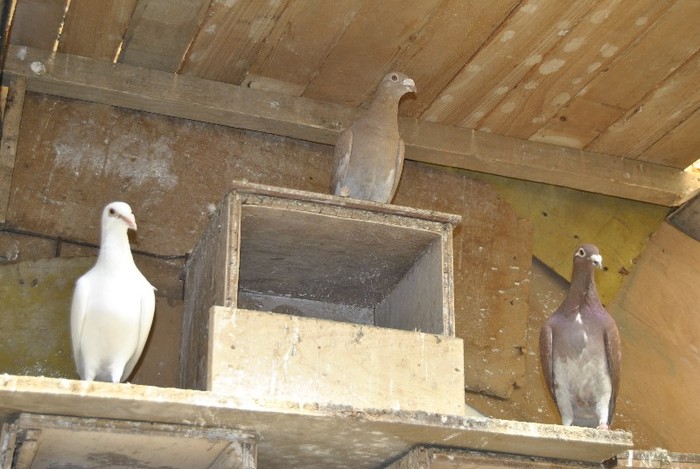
{"left": 70, "top": 202, "right": 155, "bottom": 383}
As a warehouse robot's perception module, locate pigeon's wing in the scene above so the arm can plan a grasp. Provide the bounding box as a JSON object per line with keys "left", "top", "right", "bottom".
{"left": 70, "top": 275, "right": 90, "bottom": 375}
{"left": 604, "top": 318, "right": 622, "bottom": 425}
{"left": 121, "top": 282, "right": 156, "bottom": 382}
{"left": 330, "top": 129, "right": 353, "bottom": 195}
{"left": 388, "top": 137, "right": 405, "bottom": 201}
{"left": 539, "top": 321, "right": 557, "bottom": 403}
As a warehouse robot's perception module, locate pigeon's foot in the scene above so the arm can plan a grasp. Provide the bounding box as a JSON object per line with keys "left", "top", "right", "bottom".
{"left": 596, "top": 423, "right": 610, "bottom": 430}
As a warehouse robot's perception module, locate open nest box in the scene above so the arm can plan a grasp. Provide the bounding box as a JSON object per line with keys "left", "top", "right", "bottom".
{"left": 180, "top": 182, "right": 466, "bottom": 415}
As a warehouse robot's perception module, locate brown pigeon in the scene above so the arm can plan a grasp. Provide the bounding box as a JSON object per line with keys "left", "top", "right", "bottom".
{"left": 330, "top": 71, "right": 416, "bottom": 203}
{"left": 539, "top": 244, "right": 621, "bottom": 430}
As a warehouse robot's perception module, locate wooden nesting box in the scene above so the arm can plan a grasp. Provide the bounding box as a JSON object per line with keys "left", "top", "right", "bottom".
{"left": 181, "top": 182, "right": 465, "bottom": 415}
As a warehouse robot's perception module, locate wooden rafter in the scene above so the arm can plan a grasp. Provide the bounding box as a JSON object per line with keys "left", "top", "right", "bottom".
{"left": 4, "top": 45, "right": 699, "bottom": 207}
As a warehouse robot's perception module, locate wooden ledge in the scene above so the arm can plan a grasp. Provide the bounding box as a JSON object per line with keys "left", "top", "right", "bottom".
{"left": 0, "top": 375, "right": 632, "bottom": 468}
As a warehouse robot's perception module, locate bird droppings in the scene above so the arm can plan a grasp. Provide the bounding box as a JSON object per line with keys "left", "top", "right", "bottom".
{"left": 500, "top": 102, "right": 516, "bottom": 114}
{"left": 520, "top": 4, "right": 538, "bottom": 14}
{"left": 587, "top": 62, "right": 602, "bottom": 74}
{"left": 524, "top": 80, "right": 539, "bottom": 90}
{"left": 539, "top": 59, "right": 566, "bottom": 75}
{"left": 30, "top": 61, "right": 47, "bottom": 75}
{"left": 590, "top": 9, "right": 611, "bottom": 24}
{"left": 635, "top": 16, "right": 648, "bottom": 26}
{"left": 524, "top": 54, "right": 543, "bottom": 66}
{"left": 471, "top": 110, "right": 486, "bottom": 120}
{"left": 563, "top": 37, "right": 586, "bottom": 53}
{"left": 550, "top": 93, "right": 571, "bottom": 107}
{"left": 494, "top": 86, "right": 509, "bottom": 95}
{"left": 467, "top": 63, "right": 482, "bottom": 73}
{"left": 501, "top": 30, "right": 516, "bottom": 42}
{"left": 599, "top": 43, "right": 619, "bottom": 58}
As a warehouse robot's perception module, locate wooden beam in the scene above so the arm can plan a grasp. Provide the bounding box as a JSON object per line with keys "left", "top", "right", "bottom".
{"left": 0, "top": 375, "right": 632, "bottom": 467}
{"left": 4, "top": 45, "right": 699, "bottom": 207}
{"left": 0, "top": 76, "right": 26, "bottom": 226}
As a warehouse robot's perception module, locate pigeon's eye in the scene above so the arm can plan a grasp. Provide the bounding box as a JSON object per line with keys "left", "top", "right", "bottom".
{"left": 391, "top": 74, "right": 398, "bottom": 81}
{"left": 109, "top": 208, "right": 116, "bottom": 215}
{"left": 576, "top": 248, "right": 586, "bottom": 257}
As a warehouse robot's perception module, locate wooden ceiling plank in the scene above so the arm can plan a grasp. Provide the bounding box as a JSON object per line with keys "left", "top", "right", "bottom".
{"left": 302, "top": 0, "right": 442, "bottom": 107}
{"left": 421, "top": 0, "right": 598, "bottom": 126}
{"left": 8, "top": 0, "right": 67, "bottom": 50}
{"left": 58, "top": 0, "right": 138, "bottom": 61}
{"left": 6, "top": 45, "right": 700, "bottom": 207}
{"left": 639, "top": 107, "right": 700, "bottom": 169}
{"left": 530, "top": 98, "right": 622, "bottom": 149}
{"left": 245, "top": 0, "right": 364, "bottom": 95}
{"left": 581, "top": 0, "right": 700, "bottom": 110}
{"left": 394, "top": 0, "right": 520, "bottom": 118}
{"left": 179, "top": 0, "right": 290, "bottom": 85}
{"left": 118, "top": 0, "right": 212, "bottom": 73}
{"left": 586, "top": 51, "right": 700, "bottom": 159}
{"left": 479, "top": 0, "right": 671, "bottom": 139}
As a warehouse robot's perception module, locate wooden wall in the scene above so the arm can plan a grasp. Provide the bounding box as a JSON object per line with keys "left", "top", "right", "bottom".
{"left": 1, "top": 90, "right": 698, "bottom": 455}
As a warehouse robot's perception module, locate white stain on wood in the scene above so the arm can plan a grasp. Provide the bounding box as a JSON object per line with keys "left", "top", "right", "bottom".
{"left": 539, "top": 58, "right": 566, "bottom": 75}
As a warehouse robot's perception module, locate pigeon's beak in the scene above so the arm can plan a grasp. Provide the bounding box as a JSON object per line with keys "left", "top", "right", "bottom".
{"left": 590, "top": 254, "right": 603, "bottom": 269}
{"left": 403, "top": 78, "right": 417, "bottom": 93}
{"left": 121, "top": 214, "right": 138, "bottom": 231}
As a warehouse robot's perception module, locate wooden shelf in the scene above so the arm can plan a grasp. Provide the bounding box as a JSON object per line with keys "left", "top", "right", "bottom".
{"left": 0, "top": 375, "right": 632, "bottom": 468}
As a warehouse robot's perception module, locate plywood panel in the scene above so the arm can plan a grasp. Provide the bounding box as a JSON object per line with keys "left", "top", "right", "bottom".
{"left": 180, "top": 0, "right": 290, "bottom": 84}
{"left": 8, "top": 0, "right": 66, "bottom": 49}
{"left": 303, "top": 0, "right": 442, "bottom": 106}
{"left": 587, "top": 51, "right": 700, "bottom": 159}
{"left": 119, "top": 0, "right": 211, "bottom": 72}
{"left": 466, "top": 172, "right": 668, "bottom": 304}
{"left": 581, "top": 0, "right": 700, "bottom": 111}
{"left": 531, "top": 97, "right": 623, "bottom": 149}
{"left": 608, "top": 222, "right": 700, "bottom": 453}
{"left": 394, "top": 0, "right": 520, "bottom": 118}
{"left": 58, "top": 0, "right": 138, "bottom": 61}
{"left": 208, "top": 307, "right": 466, "bottom": 416}
{"left": 480, "top": 0, "right": 670, "bottom": 139}
{"left": 639, "top": 107, "right": 700, "bottom": 169}
{"left": 394, "top": 164, "right": 532, "bottom": 399}
{"left": 422, "top": 0, "right": 597, "bottom": 126}
{"left": 245, "top": 0, "right": 364, "bottom": 94}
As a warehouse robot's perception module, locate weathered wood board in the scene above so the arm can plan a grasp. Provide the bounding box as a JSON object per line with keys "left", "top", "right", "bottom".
{"left": 208, "top": 307, "right": 466, "bottom": 416}
{"left": 0, "top": 77, "right": 25, "bottom": 225}
{"left": 608, "top": 222, "right": 700, "bottom": 454}
{"left": 4, "top": 413, "right": 256, "bottom": 469}
{"left": 0, "top": 375, "right": 633, "bottom": 468}
{"left": 386, "top": 446, "right": 700, "bottom": 469}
